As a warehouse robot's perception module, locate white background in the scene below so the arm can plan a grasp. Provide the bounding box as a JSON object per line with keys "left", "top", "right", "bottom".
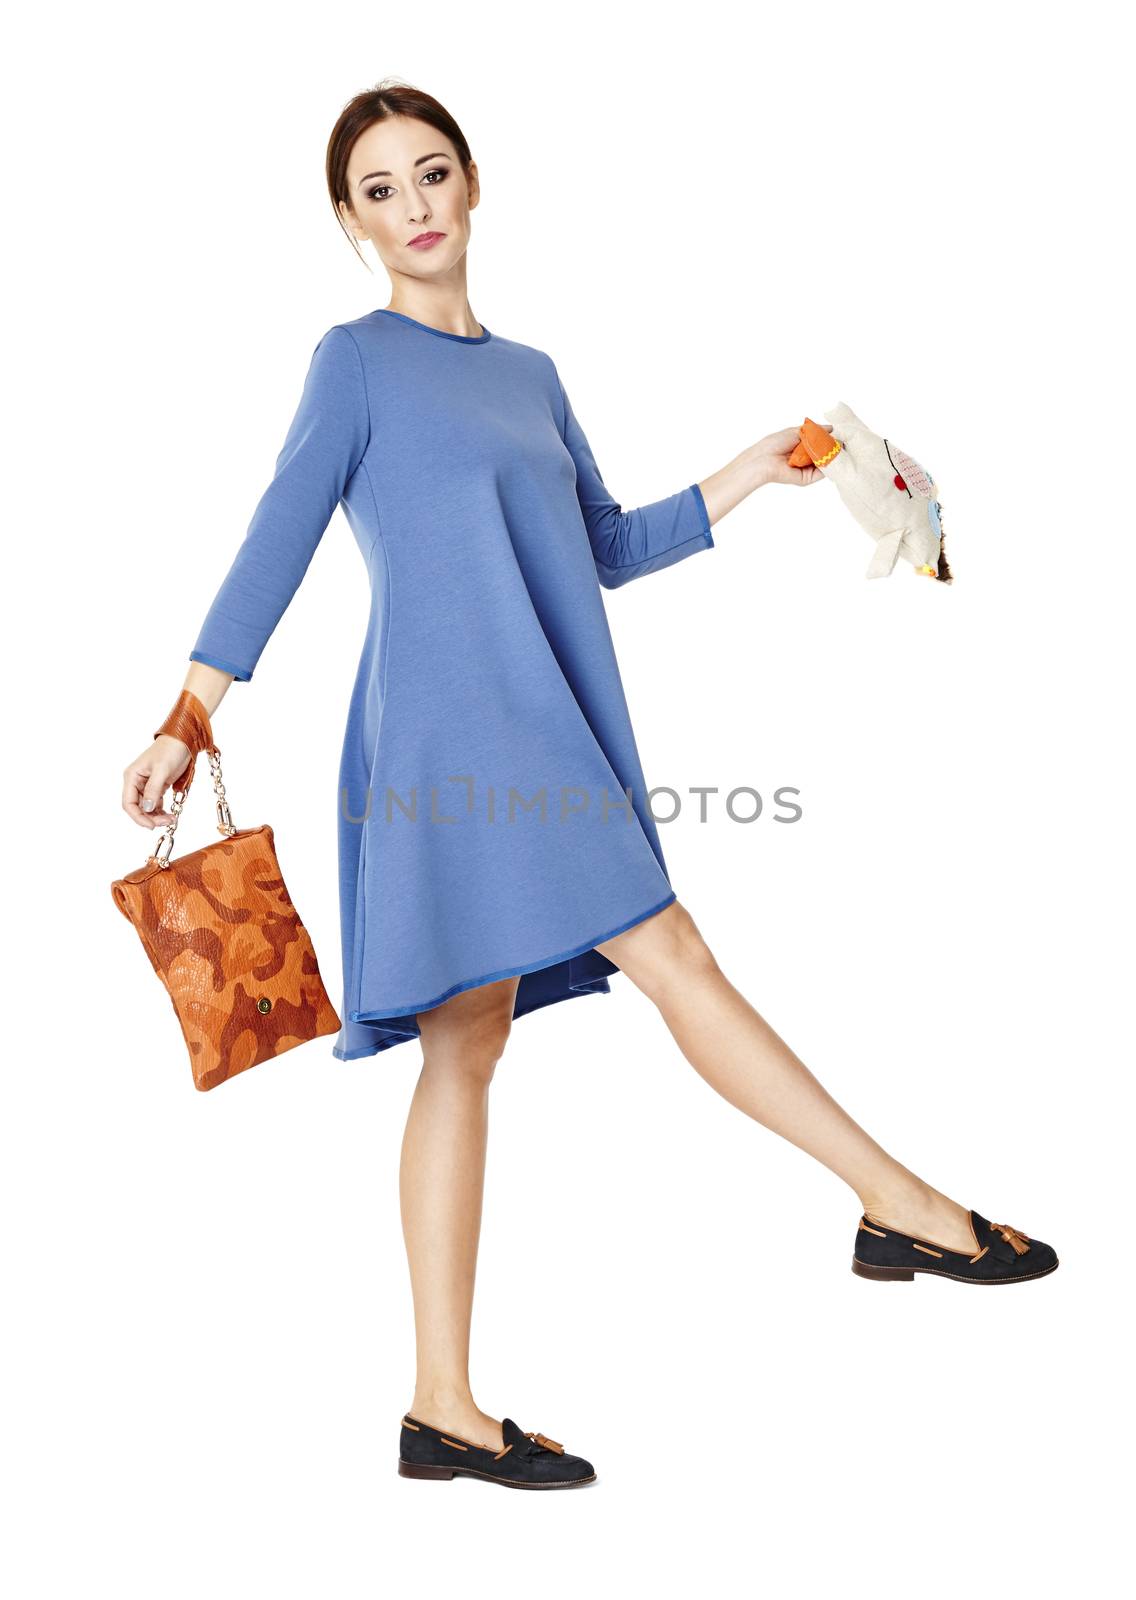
{"left": 6, "top": 1, "right": 1132, "bottom": 1594}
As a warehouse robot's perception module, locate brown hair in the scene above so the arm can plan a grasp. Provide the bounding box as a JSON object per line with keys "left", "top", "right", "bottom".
{"left": 326, "top": 79, "right": 474, "bottom": 268}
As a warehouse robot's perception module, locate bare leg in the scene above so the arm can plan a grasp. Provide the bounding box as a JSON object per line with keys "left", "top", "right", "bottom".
{"left": 401, "top": 974, "right": 520, "bottom": 1451}
{"left": 596, "top": 900, "right": 976, "bottom": 1252}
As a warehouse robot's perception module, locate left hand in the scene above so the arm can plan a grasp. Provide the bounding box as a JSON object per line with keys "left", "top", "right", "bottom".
{"left": 753, "top": 423, "right": 834, "bottom": 488}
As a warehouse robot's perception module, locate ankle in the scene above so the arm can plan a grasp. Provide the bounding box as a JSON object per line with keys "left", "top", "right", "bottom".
{"left": 859, "top": 1169, "right": 930, "bottom": 1222}
{"left": 408, "top": 1383, "right": 476, "bottom": 1419}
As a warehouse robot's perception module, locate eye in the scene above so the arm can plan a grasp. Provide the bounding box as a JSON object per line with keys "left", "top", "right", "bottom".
{"left": 366, "top": 167, "right": 450, "bottom": 203}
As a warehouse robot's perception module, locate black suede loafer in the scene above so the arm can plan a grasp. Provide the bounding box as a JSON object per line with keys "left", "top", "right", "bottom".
{"left": 852, "top": 1208, "right": 1059, "bottom": 1284}
{"left": 398, "top": 1412, "right": 597, "bottom": 1489}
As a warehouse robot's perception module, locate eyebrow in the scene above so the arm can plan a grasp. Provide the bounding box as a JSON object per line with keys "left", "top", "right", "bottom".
{"left": 357, "top": 152, "right": 452, "bottom": 188}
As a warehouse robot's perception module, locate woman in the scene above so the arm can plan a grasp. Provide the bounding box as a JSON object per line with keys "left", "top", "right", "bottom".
{"left": 121, "top": 82, "right": 1058, "bottom": 1491}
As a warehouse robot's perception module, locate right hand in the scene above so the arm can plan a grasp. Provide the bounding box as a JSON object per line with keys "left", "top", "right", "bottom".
{"left": 753, "top": 423, "right": 835, "bottom": 488}
{"left": 122, "top": 735, "right": 193, "bottom": 829}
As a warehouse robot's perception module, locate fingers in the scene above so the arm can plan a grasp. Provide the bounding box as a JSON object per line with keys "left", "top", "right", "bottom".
{"left": 773, "top": 461, "right": 827, "bottom": 488}
{"left": 141, "top": 767, "right": 172, "bottom": 818}
{"left": 122, "top": 762, "right": 176, "bottom": 828}
{"left": 122, "top": 736, "right": 193, "bottom": 828}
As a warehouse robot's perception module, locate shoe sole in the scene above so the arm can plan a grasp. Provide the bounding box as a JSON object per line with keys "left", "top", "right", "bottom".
{"left": 852, "top": 1256, "right": 1059, "bottom": 1285}
{"left": 399, "top": 1458, "right": 596, "bottom": 1489}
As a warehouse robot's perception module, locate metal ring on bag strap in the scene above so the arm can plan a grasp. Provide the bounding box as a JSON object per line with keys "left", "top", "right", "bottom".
{"left": 151, "top": 746, "right": 238, "bottom": 868}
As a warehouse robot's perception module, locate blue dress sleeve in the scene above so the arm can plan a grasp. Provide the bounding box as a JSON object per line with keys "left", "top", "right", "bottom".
{"left": 553, "top": 369, "right": 713, "bottom": 589}
{"left": 189, "top": 324, "right": 371, "bottom": 681}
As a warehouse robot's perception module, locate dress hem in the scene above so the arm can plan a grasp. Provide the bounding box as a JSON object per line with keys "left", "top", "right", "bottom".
{"left": 330, "top": 979, "right": 614, "bottom": 1062}
{"left": 346, "top": 887, "right": 678, "bottom": 1025}
{"left": 333, "top": 1034, "right": 417, "bottom": 1060}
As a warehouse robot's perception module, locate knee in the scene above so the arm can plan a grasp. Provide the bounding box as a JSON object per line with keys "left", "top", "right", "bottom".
{"left": 461, "top": 1011, "right": 513, "bottom": 1082}
{"left": 417, "top": 986, "right": 516, "bottom": 1083}
{"left": 598, "top": 899, "right": 720, "bottom": 1000}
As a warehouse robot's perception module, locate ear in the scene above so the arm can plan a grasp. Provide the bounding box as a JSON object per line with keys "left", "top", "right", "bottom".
{"left": 466, "top": 160, "right": 481, "bottom": 211}
{"left": 338, "top": 198, "right": 368, "bottom": 241}
{"left": 825, "top": 402, "right": 869, "bottom": 442}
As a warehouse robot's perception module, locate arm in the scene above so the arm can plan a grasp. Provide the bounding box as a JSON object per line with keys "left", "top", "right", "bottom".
{"left": 553, "top": 368, "right": 829, "bottom": 589}
{"left": 189, "top": 323, "right": 371, "bottom": 681}
{"left": 554, "top": 370, "right": 714, "bottom": 589}
{"left": 122, "top": 324, "right": 370, "bottom": 830}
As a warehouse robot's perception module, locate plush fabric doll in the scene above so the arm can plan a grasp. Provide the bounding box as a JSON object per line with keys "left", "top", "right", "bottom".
{"left": 788, "top": 402, "right": 953, "bottom": 582}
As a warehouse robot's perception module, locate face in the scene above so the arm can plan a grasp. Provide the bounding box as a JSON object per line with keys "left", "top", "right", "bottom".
{"left": 339, "top": 116, "right": 480, "bottom": 276}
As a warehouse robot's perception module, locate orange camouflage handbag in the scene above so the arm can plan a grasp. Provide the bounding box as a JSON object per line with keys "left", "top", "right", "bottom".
{"left": 111, "top": 691, "right": 340, "bottom": 1091}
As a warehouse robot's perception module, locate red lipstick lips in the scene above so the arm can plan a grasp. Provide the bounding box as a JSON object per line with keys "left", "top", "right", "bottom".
{"left": 408, "top": 232, "right": 445, "bottom": 250}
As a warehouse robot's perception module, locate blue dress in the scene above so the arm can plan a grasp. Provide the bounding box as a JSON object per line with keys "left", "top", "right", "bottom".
{"left": 189, "top": 308, "right": 715, "bottom": 1059}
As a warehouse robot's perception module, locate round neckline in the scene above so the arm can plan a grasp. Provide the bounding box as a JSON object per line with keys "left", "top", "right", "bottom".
{"left": 373, "top": 308, "right": 492, "bottom": 344}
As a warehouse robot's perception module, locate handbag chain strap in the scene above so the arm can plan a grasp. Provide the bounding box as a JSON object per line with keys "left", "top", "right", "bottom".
{"left": 152, "top": 747, "right": 238, "bottom": 869}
